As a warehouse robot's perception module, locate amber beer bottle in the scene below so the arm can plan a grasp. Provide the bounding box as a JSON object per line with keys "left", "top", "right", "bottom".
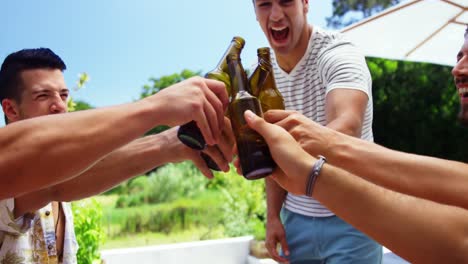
{"left": 227, "top": 53, "right": 275, "bottom": 180}
{"left": 177, "top": 37, "right": 245, "bottom": 151}
{"left": 250, "top": 47, "right": 285, "bottom": 112}
{"left": 177, "top": 37, "right": 245, "bottom": 171}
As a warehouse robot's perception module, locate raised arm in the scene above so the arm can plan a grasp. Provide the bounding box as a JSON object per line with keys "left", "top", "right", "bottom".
{"left": 0, "top": 77, "right": 228, "bottom": 199}
{"left": 329, "top": 132, "right": 468, "bottom": 210}
{"left": 12, "top": 120, "right": 236, "bottom": 217}
{"left": 265, "top": 110, "right": 468, "bottom": 210}
{"left": 245, "top": 110, "right": 468, "bottom": 264}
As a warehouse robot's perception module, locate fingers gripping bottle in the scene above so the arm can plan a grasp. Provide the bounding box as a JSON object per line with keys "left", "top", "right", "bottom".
{"left": 177, "top": 37, "right": 245, "bottom": 171}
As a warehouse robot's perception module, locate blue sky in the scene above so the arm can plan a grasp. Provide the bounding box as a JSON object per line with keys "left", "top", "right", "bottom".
{"left": 1, "top": 0, "right": 333, "bottom": 109}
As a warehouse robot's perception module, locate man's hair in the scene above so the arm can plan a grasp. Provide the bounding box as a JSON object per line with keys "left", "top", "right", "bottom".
{"left": 0, "top": 48, "right": 66, "bottom": 103}
{"left": 465, "top": 25, "right": 468, "bottom": 38}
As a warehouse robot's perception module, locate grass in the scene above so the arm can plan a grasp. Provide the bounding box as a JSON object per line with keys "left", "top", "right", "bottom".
{"left": 93, "top": 192, "right": 227, "bottom": 249}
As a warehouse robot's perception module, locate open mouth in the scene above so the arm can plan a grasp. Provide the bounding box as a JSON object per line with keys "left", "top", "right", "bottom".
{"left": 459, "top": 88, "right": 468, "bottom": 99}
{"left": 271, "top": 27, "right": 289, "bottom": 42}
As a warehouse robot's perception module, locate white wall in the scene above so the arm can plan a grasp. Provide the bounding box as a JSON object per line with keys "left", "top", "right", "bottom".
{"left": 101, "top": 236, "right": 254, "bottom": 264}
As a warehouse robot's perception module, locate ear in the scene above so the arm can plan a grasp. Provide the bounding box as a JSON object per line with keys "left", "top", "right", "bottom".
{"left": 2, "top": 99, "right": 21, "bottom": 123}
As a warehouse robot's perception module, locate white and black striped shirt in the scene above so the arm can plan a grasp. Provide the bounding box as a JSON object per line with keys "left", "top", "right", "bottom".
{"left": 272, "top": 27, "right": 374, "bottom": 217}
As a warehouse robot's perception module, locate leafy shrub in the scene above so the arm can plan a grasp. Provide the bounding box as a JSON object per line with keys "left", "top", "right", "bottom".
{"left": 103, "top": 192, "right": 223, "bottom": 237}
{"left": 72, "top": 198, "right": 105, "bottom": 264}
{"left": 114, "top": 162, "right": 208, "bottom": 208}
{"left": 213, "top": 166, "right": 267, "bottom": 240}
{"left": 146, "top": 162, "right": 207, "bottom": 204}
{"left": 128, "top": 176, "right": 150, "bottom": 194}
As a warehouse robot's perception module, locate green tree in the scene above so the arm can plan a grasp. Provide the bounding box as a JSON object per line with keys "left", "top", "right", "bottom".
{"left": 140, "top": 69, "right": 201, "bottom": 99}
{"left": 68, "top": 72, "right": 93, "bottom": 112}
{"left": 369, "top": 57, "right": 468, "bottom": 162}
{"left": 73, "top": 100, "right": 93, "bottom": 111}
{"left": 327, "top": 0, "right": 402, "bottom": 28}
{"left": 140, "top": 69, "right": 201, "bottom": 134}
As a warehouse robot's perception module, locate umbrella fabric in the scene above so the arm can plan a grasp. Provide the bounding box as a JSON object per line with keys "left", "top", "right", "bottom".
{"left": 342, "top": 0, "right": 468, "bottom": 66}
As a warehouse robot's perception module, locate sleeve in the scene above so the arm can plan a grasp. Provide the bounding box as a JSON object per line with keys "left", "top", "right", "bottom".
{"left": 0, "top": 198, "right": 27, "bottom": 235}
{"left": 317, "top": 37, "right": 372, "bottom": 98}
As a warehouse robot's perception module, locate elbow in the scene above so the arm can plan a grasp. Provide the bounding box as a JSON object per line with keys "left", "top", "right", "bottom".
{"left": 339, "top": 123, "right": 362, "bottom": 138}
{"left": 350, "top": 125, "right": 362, "bottom": 138}
{"left": 328, "top": 116, "right": 363, "bottom": 138}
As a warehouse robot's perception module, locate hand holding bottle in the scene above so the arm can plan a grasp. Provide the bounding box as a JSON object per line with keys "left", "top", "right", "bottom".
{"left": 151, "top": 76, "right": 228, "bottom": 146}
{"left": 243, "top": 110, "right": 316, "bottom": 194}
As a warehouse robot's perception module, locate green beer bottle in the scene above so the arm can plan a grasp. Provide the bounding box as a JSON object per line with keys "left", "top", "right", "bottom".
{"left": 177, "top": 37, "right": 245, "bottom": 171}
{"left": 227, "top": 53, "right": 275, "bottom": 180}
{"left": 205, "top": 36, "right": 246, "bottom": 98}
{"left": 250, "top": 47, "right": 285, "bottom": 112}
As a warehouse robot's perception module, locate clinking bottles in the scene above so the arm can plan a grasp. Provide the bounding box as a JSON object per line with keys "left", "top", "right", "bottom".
{"left": 177, "top": 37, "right": 245, "bottom": 150}
{"left": 227, "top": 53, "right": 275, "bottom": 180}
{"left": 177, "top": 37, "right": 245, "bottom": 171}
{"left": 250, "top": 47, "right": 285, "bottom": 112}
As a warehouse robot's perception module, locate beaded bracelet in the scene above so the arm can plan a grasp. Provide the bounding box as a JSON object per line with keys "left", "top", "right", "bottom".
{"left": 305, "top": 155, "right": 327, "bottom": 197}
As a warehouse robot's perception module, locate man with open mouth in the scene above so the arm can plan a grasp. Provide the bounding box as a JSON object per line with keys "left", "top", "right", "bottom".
{"left": 252, "top": 0, "right": 382, "bottom": 263}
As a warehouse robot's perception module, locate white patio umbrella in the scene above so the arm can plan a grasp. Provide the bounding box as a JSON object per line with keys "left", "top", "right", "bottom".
{"left": 341, "top": 0, "right": 468, "bottom": 66}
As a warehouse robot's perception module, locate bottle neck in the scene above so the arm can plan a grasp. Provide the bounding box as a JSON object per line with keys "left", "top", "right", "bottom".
{"left": 228, "top": 58, "right": 250, "bottom": 96}
{"left": 214, "top": 40, "right": 244, "bottom": 73}
{"left": 258, "top": 53, "right": 272, "bottom": 72}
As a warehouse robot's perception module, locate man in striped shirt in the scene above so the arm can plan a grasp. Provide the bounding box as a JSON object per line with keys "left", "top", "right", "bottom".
{"left": 252, "top": 0, "right": 381, "bottom": 263}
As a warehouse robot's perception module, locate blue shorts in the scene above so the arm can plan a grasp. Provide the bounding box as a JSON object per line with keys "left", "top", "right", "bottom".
{"left": 281, "top": 207, "right": 382, "bottom": 264}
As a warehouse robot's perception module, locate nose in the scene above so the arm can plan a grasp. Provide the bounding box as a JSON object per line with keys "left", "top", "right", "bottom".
{"left": 270, "top": 3, "right": 284, "bottom": 22}
{"left": 452, "top": 56, "right": 467, "bottom": 78}
{"left": 50, "top": 96, "right": 67, "bottom": 114}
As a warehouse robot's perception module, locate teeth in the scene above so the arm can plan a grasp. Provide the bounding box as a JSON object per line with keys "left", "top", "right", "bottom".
{"left": 271, "top": 26, "right": 287, "bottom": 31}
{"left": 459, "top": 87, "right": 468, "bottom": 94}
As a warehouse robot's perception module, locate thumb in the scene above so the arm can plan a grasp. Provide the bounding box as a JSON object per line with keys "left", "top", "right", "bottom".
{"left": 244, "top": 110, "right": 266, "bottom": 135}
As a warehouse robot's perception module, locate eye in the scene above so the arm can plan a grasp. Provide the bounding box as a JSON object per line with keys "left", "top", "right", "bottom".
{"left": 36, "top": 94, "right": 47, "bottom": 100}
{"left": 256, "top": 0, "right": 271, "bottom": 8}
{"left": 61, "top": 93, "right": 69, "bottom": 100}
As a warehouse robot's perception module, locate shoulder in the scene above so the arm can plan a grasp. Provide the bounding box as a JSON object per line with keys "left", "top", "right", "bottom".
{"left": 314, "top": 28, "right": 366, "bottom": 67}
{"left": 312, "top": 27, "right": 348, "bottom": 48}
{"left": 312, "top": 27, "right": 360, "bottom": 56}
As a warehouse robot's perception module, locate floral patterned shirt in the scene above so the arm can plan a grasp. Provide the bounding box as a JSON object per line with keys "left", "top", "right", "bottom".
{"left": 0, "top": 199, "right": 78, "bottom": 264}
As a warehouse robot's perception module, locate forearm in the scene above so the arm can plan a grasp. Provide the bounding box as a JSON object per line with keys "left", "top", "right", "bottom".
{"left": 0, "top": 98, "right": 159, "bottom": 199}
{"left": 313, "top": 163, "right": 468, "bottom": 263}
{"left": 50, "top": 129, "right": 182, "bottom": 201}
{"left": 265, "top": 177, "right": 287, "bottom": 219}
{"left": 328, "top": 134, "right": 468, "bottom": 209}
